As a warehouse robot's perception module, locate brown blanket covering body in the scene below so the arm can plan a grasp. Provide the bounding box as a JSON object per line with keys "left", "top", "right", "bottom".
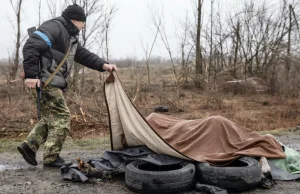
{"left": 146, "top": 113, "right": 286, "bottom": 165}
{"left": 104, "top": 72, "right": 285, "bottom": 166}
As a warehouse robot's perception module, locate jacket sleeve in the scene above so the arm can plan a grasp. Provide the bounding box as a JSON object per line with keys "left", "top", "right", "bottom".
{"left": 74, "top": 44, "right": 107, "bottom": 72}
{"left": 22, "top": 20, "right": 60, "bottom": 78}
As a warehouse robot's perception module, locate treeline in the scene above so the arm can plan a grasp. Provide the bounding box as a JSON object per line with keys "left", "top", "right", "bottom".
{"left": 2, "top": 0, "right": 300, "bottom": 96}
{"left": 141, "top": 0, "right": 300, "bottom": 95}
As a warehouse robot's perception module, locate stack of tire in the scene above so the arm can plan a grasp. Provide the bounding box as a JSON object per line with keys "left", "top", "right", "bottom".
{"left": 125, "top": 156, "right": 262, "bottom": 193}
{"left": 125, "top": 161, "right": 195, "bottom": 193}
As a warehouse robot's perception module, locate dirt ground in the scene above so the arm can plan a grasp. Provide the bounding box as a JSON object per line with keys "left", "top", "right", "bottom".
{"left": 0, "top": 134, "right": 299, "bottom": 194}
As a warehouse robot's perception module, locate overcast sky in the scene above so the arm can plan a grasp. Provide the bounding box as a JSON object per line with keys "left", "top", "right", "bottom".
{"left": 0, "top": 0, "right": 284, "bottom": 60}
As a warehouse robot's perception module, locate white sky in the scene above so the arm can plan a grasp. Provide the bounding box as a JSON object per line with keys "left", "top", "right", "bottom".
{"left": 0, "top": 0, "right": 284, "bottom": 60}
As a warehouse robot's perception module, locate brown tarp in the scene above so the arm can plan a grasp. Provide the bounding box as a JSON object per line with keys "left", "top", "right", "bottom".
{"left": 147, "top": 113, "right": 286, "bottom": 165}
{"left": 104, "top": 72, "right": 286, "bottom": 166}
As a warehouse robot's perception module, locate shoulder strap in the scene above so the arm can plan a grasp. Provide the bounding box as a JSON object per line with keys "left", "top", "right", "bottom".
{"left": 27, "top": 26, "right": 71, "bottom": 88}
{"left": 43, "top": 45, "right": 71, "bottom": 88}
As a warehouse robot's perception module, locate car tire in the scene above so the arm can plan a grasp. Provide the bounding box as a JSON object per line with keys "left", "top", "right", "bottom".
{"left": 125, "top": 160, "right": 195, "bottom": 194}
{"left": 154, "top": 106, "right": 169, "bottom": 113}
{"left": 196, "top": 156, "right": 261, "bottom": 191}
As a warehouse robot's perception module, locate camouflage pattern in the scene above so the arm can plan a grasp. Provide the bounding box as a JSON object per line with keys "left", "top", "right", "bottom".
{"left": 24, "top": 85, "right": 70, "bottom": 163}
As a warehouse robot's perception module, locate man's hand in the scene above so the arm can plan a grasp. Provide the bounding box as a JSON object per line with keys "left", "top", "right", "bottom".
{"left": 25, "top": 79, "right": 41, "bottom": 89}
{"left": 103, "top": 63, "right": 118, "bottom": 72}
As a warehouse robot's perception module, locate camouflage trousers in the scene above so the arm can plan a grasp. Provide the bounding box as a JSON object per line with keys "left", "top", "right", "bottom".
{"left": 25, "top": 86, "right": 71, "bottom": 163}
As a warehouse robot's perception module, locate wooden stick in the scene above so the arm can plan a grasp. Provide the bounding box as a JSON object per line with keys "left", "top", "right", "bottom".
{"left": 80, "top": 107, "right": 87, "bottom": 123}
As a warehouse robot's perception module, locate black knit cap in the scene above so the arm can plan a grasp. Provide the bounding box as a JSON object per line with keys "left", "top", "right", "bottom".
{"left": 62, "top": 4, "right": 86, "bottom": 22}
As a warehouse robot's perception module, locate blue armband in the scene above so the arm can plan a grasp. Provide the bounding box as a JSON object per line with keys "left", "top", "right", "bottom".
{"left": 33, "top": 31, "right": 52, "bottom": 48}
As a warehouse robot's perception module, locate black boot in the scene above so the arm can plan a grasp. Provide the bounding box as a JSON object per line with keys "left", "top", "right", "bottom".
{"left": 43, "top": 156, "right": 72, "bottom": 167}
{"left": 17, "top": 142, "right": 38, "bottom": 166}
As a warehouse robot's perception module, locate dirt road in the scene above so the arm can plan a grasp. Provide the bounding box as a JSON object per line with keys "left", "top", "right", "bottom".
{"left": 0, "top": 135, "right": 299, "bottom": 194}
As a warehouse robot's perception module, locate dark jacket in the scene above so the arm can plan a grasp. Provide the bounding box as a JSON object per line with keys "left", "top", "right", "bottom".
{"left": 23, "top": 16, "right": 107, "bottom": 89}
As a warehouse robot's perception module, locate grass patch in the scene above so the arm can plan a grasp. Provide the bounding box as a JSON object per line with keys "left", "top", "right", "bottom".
{"left": 0, "top": 139, "right": 23, "bottom": 153}
{"left": 259, "top": 128, "right": 300, "bottom": 136}
{"left": 0, "top": 136, "right": 111, "bottom": 153}
{"left": 64, "top": 136, "right": 110, "bottom": 150}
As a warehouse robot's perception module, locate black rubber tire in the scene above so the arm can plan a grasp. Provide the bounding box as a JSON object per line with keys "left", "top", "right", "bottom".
{"left": 154, "top": 106, "right": 169, "bottom": 113}
{"left": 125, "top": 161, "right": 195, "bottom": 194}
{"left": 196, "top": 156, "right": 261, "bottom": 191}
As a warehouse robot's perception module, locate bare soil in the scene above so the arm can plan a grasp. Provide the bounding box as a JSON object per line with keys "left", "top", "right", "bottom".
{"left": 0, "top": 134, "right": 299, "bottom": 194}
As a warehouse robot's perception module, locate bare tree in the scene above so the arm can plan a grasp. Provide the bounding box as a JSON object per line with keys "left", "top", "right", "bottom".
{"left": 46, "top": 0, "right": 57, "bottom": 18}
{"left": 131, "top": 5, "right": 162, "bottom": 103}
{"left": 176, "top": 12, "right": 194, "bottom": 85}
{"left": 290, "top": 4, "right": 300, "bottom": 39}
{"left": 9, "top": 0, "right": 23, "bottom": 80}
{"left": 149, "top": 6, "right": 178, "bottom": 82}
{"left": 144, "top": 6, "right": 162, "bottom": 85}
{"left": 80, "top": 0, "right": 109, "bottom": 91}
{"left": 232, "top": 19, "right": 240, "bottom": 78}
{"left": 103, "top": 4, "right": 117, "bottom": 62}
{"left": 36, "top": 0, "right": 42, "bottom": 26}
{"left": 208, "top": 0, "right": 214, "bottom": 78}
{"left": 195, "top": 0, "right": 204, "bottom": 75}
{"left": 286, "top": 4, "right": 292, "bottom": 80}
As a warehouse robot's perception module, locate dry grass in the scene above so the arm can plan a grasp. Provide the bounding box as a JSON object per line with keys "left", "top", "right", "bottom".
{"left": 117, "top": 65, "right": 300, "bottom": 131}
{"left": 0, "top": 64, "right": 300, "bottom": 140}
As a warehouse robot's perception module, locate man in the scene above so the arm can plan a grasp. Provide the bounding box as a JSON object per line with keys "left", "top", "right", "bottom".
{"left": 17, "top": 4, "right": 117, "bottom": 167}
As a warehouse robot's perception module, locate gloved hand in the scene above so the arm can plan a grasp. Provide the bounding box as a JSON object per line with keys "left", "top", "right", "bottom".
{"left": 25, "top": 79, "right": 41, "bottom": 89}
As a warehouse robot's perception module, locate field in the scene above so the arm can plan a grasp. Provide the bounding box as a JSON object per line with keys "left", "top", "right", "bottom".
{"left": 0, "top": 65, "right": 300, "bottom": 193}
{"left": 1, "top": 65, "right": 300, "bottom": 139}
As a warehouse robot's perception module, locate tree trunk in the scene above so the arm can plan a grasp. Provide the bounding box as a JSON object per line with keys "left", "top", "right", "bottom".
{"left": 233, "top": 20, "right": 240, "bottom": 78}
{"left": 286, "top": 4, "right": 292, "bottom": 80}
{"left": 195, "top": 0, "right": 203, "bottom": 75}
{"left": 11, "top": 0, "right": 23, "bottom": 80}
{"left": 209, "top": 0, "right": 214, "bottom": 78}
